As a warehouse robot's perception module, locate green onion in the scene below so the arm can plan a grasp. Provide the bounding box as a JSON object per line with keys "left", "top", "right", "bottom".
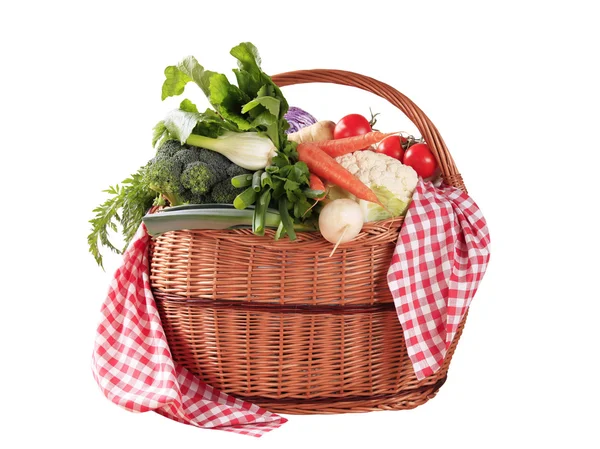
{"left": 274, "top": 220, "right": 286, "bottom": 241}
{"left": 253, "top": 188, "right": 272, "bottom": 236}
{"left": 231, "top": 174, "right": 253, "bottom": 188}
{"left": 233, "top": 187, "right": 257, "bottom": 210}
{"left": 261, "top": 171, "right": 273, "bottom": 188}
{"left": 252, "top": 170, "right": 264, "bottom": 192}
{"left": 278, "top": 197, "right": 296, "bottom": 241}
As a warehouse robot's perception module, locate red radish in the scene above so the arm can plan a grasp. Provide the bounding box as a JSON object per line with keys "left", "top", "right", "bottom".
{"left": 297, "top": 143, "right": 383, "bottom": 206}
{"left": 309, "top": 173, "right": 326, "bottom": 201}
{"left": 311, "top": 131, "right": 392, "bottom": 158}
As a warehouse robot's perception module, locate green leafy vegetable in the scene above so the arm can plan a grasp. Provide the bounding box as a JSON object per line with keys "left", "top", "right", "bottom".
{"left": 156, "top": 41, "right": 314, "bottom": 238}
{"left": 88, "top": 170, "right": 158, "bottom": 269}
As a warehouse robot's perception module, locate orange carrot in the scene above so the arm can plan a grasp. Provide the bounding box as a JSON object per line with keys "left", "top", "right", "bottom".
{"left": 298, "top": 143, "right": 383, "bottom": 206}
{"left": 309, "top": 174, "right": 326, "bottom": 201}
{"left": 311, "top": 131, "right": 392, "bottom": 157}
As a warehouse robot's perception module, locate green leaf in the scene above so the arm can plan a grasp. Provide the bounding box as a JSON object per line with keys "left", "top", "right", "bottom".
{"left": 177, "top": 56, "right": 218, "bottom": 97}
{"left": 208, "top": 73, "right": 253, "bottom": 130}
{"left": 161, "top": 66, "right": 191, "bottom": 100}
{"left": 152, "top": 120, "right": 169, "bottom": 148}
{"left": 163, "top": 109, "right": 203, "bottom": 143}
{"left": 192, "top": 108, "right": 240, "bottom": 138}
{"left": 284, "top": 179, "right": 300, "bottom": 191}
{"left": 242, "top": 96, "right": 280, "bottom": 117}
{"left": 179, "top": 99, "right": 198, "bottom": 113}
{"left": 88, "top": 169, "right": 158, "bottom": 269}
{"left": 160, "top": 108, "right": 240, "bottom": 144}
{"left": 230, "top": 42, "right": 263, "bottom": 94}
{"left": 231, "top": 42, "right": 263, "bottom": 72}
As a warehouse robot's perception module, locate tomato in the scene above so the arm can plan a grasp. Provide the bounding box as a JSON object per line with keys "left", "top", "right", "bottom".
{"left": 334, "top": 114, "right": 372, "bottom": 140}
{"left": 403, "top": 143, "right": 437, "bottom": 178}
{"left": 375, "top": 135, "right": 407, "bottom": 161}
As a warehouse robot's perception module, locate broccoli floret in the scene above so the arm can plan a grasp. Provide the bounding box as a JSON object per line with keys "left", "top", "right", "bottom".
{"left": 190, "top": 147, "right": 230, "bottom": 181}
{"left": 226, "top": 163, "right": 253, "bottom": 178}
{"left": 156, "top": 140, "right": 185, "bottom": 158}
{"left": 181, "top": 161, "right": 220, "bottom": 196}
{"left": 143, "top": 156, "right": 185, "bottom": 206}
{"left": 181, "top": 190, "right": 209, "bottom": 205}
{"left": 210, "top": 178, "right": 246, "bottom": 204}
{"left": 173, "top": 148, "right": 201, "bottom": 166}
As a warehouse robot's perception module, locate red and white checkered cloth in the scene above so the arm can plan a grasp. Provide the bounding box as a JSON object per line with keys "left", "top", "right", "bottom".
{"left": 91, "top": 224, "right": 287, "bottom": 437}
{"left": 387, "top": 179, "right": 490, "bottom": 380}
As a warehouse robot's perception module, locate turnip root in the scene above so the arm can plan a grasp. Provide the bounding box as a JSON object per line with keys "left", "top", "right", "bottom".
{"left": 318, "top": 199, "right": 364, "bottom": 255}
{"left": 288, "top": 120, "right": 336, "bottom": 144}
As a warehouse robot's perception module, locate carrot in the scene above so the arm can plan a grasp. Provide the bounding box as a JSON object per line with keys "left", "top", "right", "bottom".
{"left": 311, "top": 131, "right": 392, "bottom": 158}
{"left": 297, "top": 143, "right": 383, "bottom": 206}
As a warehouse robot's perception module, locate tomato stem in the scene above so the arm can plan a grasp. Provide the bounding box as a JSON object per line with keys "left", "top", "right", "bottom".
{"left": 368, "top": 107, "right": 380, "bottom": 131}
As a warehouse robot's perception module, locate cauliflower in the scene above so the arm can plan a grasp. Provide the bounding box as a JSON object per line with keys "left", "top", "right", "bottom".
{"left": 333, "top": 150, "right": 418, "bottom": 222}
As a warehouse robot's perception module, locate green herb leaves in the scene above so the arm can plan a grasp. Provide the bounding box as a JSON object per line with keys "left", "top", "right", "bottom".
{"left": 88, "top": 170, "right": 158, "bottom": 269}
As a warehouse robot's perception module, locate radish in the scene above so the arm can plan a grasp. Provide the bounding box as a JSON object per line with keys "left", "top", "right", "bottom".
{"left": 318, "top": 199, "right": 364, "bottom": 256}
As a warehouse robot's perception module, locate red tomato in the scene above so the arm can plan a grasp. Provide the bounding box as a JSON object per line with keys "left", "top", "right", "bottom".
{"left": 403, "top": 143, "right": 437, "bottom": 178}
{"left": 333, "top": 114, "right": 372, "bottom": 139}
{"left": 375, "top": 135, "right": 407, "bottom": 161}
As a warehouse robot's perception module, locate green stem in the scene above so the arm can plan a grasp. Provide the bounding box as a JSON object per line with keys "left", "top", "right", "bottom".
{"left": 233, "top": 187, "right": 257, "bottom": 210}
{"left": 278, "top": 198, "right": 296, "bottom": 241}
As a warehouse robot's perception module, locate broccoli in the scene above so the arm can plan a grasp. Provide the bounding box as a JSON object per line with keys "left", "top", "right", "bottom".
{"left": 156, "top": 140, "right": 185, "bottom": 158}
{"left": 181, "top": 191, "right": 208, "bottom": 205}
{"left": 226, "top": 163, "right": 253, "bottom": 178}
{"left": 210, "top": 178, "right": 247, "bottom": 204}
{"left": 173, "top": 148, "right": 201, "bottom": 166}
{"left": 191, "top": 147, "right": 231, "bottom": 180}
{"left": 181, "top": 161, "right": 220, "bottom": 196}
{"left": 143, "top": 155, "right": 185, "bottom": 206}
{"left": 143, "top": 143, "right": 255, "bottom": 207}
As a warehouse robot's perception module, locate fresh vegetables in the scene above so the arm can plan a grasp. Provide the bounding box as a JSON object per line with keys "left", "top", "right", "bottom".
{"left": 301, "top": 173, "right": 327, "bottom": 202}
{"left": 403, "top": 142, "right": 437, "bottom": 178}
{"left": 333, "top": 113, "right": 372, "bottom": 140}
{"left": 88, "top": 40, "right": 438, "bottom": 267}
{"left": 333, "top": 150, "right": 418, "bottom": 222}
{"left": 308, "top": 131, "right": 390, "bottom": 158}
{"left": 152, "top": 42, "right": 317, "bottom": 239}
{"left": 318, "top": 199, "right": 364, "bottom": 253}
{"left": 297, "top": 143, "right": 383, "bottom": 207}
{"left": 375, "top": 135, "right": 407, "bottom": 161}
{"left": 284, "top": 107, "right": 318, "bottom": 133}
{"left": 309, "top": 174, "right": 326, "bottom": 197}
{"left": 185, "top": 131, "right": 277, "bottom": 170}
{"left": 288, "top": 120, "right": 335, "bottom": 144}
{"left": 144, "top": 141, "right": 250, "bottom": 205}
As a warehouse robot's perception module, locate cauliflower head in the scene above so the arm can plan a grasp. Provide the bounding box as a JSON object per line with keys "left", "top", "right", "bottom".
{"left": 334, "top": 150, "right": 418, "bottom": 222}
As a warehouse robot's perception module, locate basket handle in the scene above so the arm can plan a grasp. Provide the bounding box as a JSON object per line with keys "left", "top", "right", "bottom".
{"left": 272, "top": 69, "right": 466, "bottom": 192}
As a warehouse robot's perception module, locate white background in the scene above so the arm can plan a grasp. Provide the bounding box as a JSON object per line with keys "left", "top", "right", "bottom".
{"left": 2, "top": 0, "right": 599, "bottom": 447}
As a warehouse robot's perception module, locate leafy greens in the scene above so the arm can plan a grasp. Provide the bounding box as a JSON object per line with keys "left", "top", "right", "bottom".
{"left": 154, "top": 42, "right": 313, "bottom": 239}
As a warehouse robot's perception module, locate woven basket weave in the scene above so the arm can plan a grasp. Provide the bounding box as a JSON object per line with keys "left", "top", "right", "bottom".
{"left": 149, "top": 70, "right": 467, "bottom": 414}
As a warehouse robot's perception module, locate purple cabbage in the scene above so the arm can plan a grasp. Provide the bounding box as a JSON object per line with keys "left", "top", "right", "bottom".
{"left": 284, "top": 107, "right": 317, "bottom": 134}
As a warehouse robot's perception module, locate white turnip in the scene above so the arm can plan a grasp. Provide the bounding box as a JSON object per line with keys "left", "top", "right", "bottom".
{"left": 318, "top": 199, "right": 364, "bottom": 255}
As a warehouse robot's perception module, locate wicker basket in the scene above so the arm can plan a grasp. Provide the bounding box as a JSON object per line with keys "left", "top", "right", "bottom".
{"left": 149, "top": 70, "right": 467, "bottom": 414}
